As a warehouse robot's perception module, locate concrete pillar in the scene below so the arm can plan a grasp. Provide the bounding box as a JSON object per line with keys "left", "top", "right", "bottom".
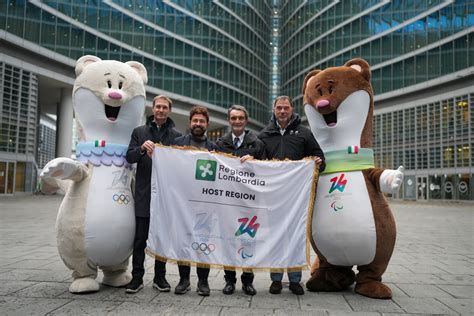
{"left": 56, "top": 87, "right": 73, "bottom": 158}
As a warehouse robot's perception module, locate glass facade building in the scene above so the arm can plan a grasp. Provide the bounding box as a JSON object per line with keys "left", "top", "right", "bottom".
{"left": 0, "top": 0, "right": 273, "bottom": 194}
{"left": 0, "top": 0, "right": 271, "bottom": 122}
{"left": 278, "top": 0, "right": 473, "bottom": 201}
{"left": 0, "top": 62, "right": 38, "bottom": 194}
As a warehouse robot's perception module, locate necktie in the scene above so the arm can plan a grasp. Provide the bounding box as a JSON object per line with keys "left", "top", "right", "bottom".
{"left": 233, "top": 137, "right": 240, "bottom": 149}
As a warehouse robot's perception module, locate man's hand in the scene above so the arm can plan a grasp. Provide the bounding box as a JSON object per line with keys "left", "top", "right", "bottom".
{"left": 141, "top": 140, "right": 155, "bottom": 157}
{"left": 314, "top": 156, "right": 322, "bottom": 168}
{"left": 240, "top": 155, "right": 254, "bottom": 163}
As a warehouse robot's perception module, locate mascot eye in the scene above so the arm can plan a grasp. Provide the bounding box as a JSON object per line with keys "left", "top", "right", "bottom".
{"left": 107, "top": 80, "right": 112, "bottom": 88}
{"left": 119, "top": 81, "right": 123, "bottom": 89}
{"left": 318, "top": 89, "right": 323, "bottom": 96}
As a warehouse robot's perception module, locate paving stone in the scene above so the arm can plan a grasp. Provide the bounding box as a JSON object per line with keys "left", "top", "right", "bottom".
{"left": 159, "top": 305, "right": 222, "bottom": 315}
{"left": 0, "top": 280, "right": 38, "bottom": 295}
{"left": 221, "top": 306, "right": 274, "bottom": 315}
{"left": 2, "top": 258, "right": 56, "bottom": 269}
{"left": 383, "top": 272, "right": 443, "bottom": 285}
{"left": 0, "top": 296, "right": 72, "bottom": 316}
{"left": 250, "top": 291, "right": 300, "bottom": 309}
{"left": 437, "top": 298, "right": 473, "bottom": 315}
{"left": 435, "top": 274, "right": 474, "bottom": 285}
{"left": 0, "top": 268, "right": 70, "bottom": 282}
{"left": 149, "top": 289, "right": 204, "bottom": 306}
{"left": 200, "top": 291, "right": 251, "bottom": 307}
{"left": 47, "top": 299, "right": 120, "bottom": 315}
{"left": 344, "top": 294, "right": 403, "bottom": 313}
{"left": 330, "top": 313, "right": 381, "bottom": 316}
{"left": 13, "top": 281, "right": 69, "bottom": 298}
{"left": 274, "top": 309, "right": 328, "bottom": 315}
{"left": 437, "top": 284, "right": 474, "bottom": 298}
{"left": 404, "top": 264, "right": 450, "bottom": 274}
{"left": 395, "top": 284, "right": 453, "bottom": 298}
{"left": 108, "top": 302, "right": 173, "bottom": 315}
{"left": 384, "top": 264, "right": 413, "bottom": 274}
{"left": 392, "top": 297, "right": 458, "bottom": 314}
{"left": 299, "top": 292, "right": 352, "bottom": 312}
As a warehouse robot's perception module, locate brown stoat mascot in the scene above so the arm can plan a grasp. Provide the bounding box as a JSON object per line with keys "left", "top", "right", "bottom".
{"left": 303, "top": 58, "right": 404, "bottom": 299}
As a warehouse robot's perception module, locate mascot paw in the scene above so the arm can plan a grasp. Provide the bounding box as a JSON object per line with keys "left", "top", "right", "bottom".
{"left": 379, "top": 166, "right": 404, "bottom": 193}
{"left": 355, "top": 281, "right": 392, "bottom": 299}
{"left": 102, "top": 271, "right": 132, "bottom": 287}
{"left": 41, "top": 158, "right": 82, "bottom": 180}
{"left": 69, "top": 277, "right": 100, "bottom": 293}
{"left": 306, "top": 267, "right": 355, "bottom": 292}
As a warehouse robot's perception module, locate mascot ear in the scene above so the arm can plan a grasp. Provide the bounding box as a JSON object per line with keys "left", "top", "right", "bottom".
{"left": 75, "top": 55, "right": 102, "bottom": 77}
{"left": 126, "top": 61, "right": 148, "bottom": 85}
{"left": 344, "top": 58, "right": 371, "bottom": 82}
{"left": 302, "top": 69, "right": 321, "bottom": 95}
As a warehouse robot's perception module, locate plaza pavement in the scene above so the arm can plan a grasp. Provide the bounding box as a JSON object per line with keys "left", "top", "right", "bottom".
{"left": 0, "top": 195, "right": 472, "bottom": 315}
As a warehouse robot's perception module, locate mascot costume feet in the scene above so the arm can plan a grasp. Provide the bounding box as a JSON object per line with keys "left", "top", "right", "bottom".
{"left": 303, "top": 59, "right": 403, "bottom": 299}
{"left": 40, "top": 55, "right": 147, "bottom": 293}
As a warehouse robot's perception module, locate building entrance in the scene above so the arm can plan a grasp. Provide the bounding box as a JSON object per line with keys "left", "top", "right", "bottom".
{"left": 417, "top": 176, "right": 428, "bottom": 200}
{"left": 0, "top": 161, "right": 15, "bottom": 194}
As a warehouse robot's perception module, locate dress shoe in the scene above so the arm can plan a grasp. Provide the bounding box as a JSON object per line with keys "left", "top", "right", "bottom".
{"left": 174, "top": 278, "right": 191, "bottom": 294}
{"left": 153, "top": 276, "right": 171, "bottom": 292}
{"left": 222, "top": 281, "right": 235, "bottom": 295}
{"left": 289, "top": 282, "right": 304, "bottom": 295}
{"left": 125, "top": 277, "right": 143, "bottom": 294}
{"left": 242, "top": 283, "right": 256, "bottom": 295}
{"left": 269, "top": 281, "right": 282, "bottom": 294}
{"left": 197, "top": 279, "right": 210, "bottom": 296}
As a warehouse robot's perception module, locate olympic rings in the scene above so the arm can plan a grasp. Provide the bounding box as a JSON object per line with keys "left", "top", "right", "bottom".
{"left": 113, "top": 193, "right": 130, "bottom": 205}
{"left": 191, "top": 242, "right": 215, "bottom": 255}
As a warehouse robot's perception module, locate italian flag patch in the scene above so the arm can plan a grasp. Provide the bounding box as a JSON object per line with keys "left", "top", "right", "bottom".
{"left": 348, "top": 145, "right": 359, "bottom": 154}
{"left": 95, "top": 140, "right": 106, "bottom": 147}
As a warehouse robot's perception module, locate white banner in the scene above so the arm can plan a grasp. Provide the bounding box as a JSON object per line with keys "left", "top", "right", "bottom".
{"left": 147, "top": 146, "right": 317, "bottom": 270}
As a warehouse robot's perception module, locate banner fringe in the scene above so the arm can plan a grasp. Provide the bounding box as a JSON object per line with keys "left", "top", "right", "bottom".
{"left": 306, "top": 163, "right": 319, "bottom": 267}
{"left": 155, "top": 143, "right": 318, "bottom": 164}
{"left": 146, "top": 249, "right": 309, "bottom": 273}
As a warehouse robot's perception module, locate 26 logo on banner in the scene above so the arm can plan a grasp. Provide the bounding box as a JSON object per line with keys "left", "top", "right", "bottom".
{"left": 235, "top": 215, "right": 260, "bottom": 238}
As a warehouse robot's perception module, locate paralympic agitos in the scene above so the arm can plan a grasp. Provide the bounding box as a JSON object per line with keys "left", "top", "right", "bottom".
{"left": 217, "top": 165, "right": 266, "bottom": 186}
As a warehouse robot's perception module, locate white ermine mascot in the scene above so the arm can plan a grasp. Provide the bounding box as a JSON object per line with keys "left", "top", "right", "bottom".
{"left": 40, "top": 55, "right": 147, "bottom": 293}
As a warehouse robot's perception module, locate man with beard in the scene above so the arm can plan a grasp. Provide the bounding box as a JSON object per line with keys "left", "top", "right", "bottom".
{"left": 258, "top": 95, "right": 325, "bottom": 296}
{"left": 125, "top": 95, "right": 182, "bottom": 293}
{"left": 172, "top": 105, "right": 217, "bottom": 296}
{"left": 215, "top": 104, "right": 264, "bottom": 296}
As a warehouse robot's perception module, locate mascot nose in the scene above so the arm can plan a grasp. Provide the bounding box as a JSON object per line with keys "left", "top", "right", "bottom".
{"left": 316, "top": 99, "right": 330, "bottom": 108}
{"left": 108, "top": 91, "right": 122, "bottom": 100}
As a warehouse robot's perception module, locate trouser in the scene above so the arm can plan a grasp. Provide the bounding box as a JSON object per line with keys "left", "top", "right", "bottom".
{"left": 224, "top": 270, "right": 254, "bottom": 285}
{"left": 270, "top": 271, "right": 302, "bottom": 283}
{"left": 178, "top": 264, "right": 210, "bottom": 280}
{"left": 131, "top": 216, "right": 166, "bottom": 279}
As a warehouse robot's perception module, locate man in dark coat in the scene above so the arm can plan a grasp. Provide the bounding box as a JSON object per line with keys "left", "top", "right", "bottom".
{"left": 215, "top": 105, "right": 264, "bottom": 296}
{"left": 172, "top": 105, "right": 216, "bottom": 297}
{"left": 258, "top": 95, "right": 325, "bottom": 296}
{"left": 125, "top": 95, "right": 182, "bottom": 293}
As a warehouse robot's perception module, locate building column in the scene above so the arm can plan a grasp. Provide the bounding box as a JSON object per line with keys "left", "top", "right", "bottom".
{"left": 56, "top": 87, "right": 73, "bottom": 158}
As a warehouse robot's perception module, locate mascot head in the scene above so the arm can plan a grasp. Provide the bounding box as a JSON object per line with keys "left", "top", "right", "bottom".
{"left": 73, "top": 55, "right": 147, "bottom": 144}
{"left": 303, "top": 58, "right": 373, "bottom": 151}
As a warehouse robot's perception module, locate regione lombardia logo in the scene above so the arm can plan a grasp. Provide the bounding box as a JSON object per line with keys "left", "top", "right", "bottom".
{"left": 195, "top": 159, "right": 217, "bottom": 181}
